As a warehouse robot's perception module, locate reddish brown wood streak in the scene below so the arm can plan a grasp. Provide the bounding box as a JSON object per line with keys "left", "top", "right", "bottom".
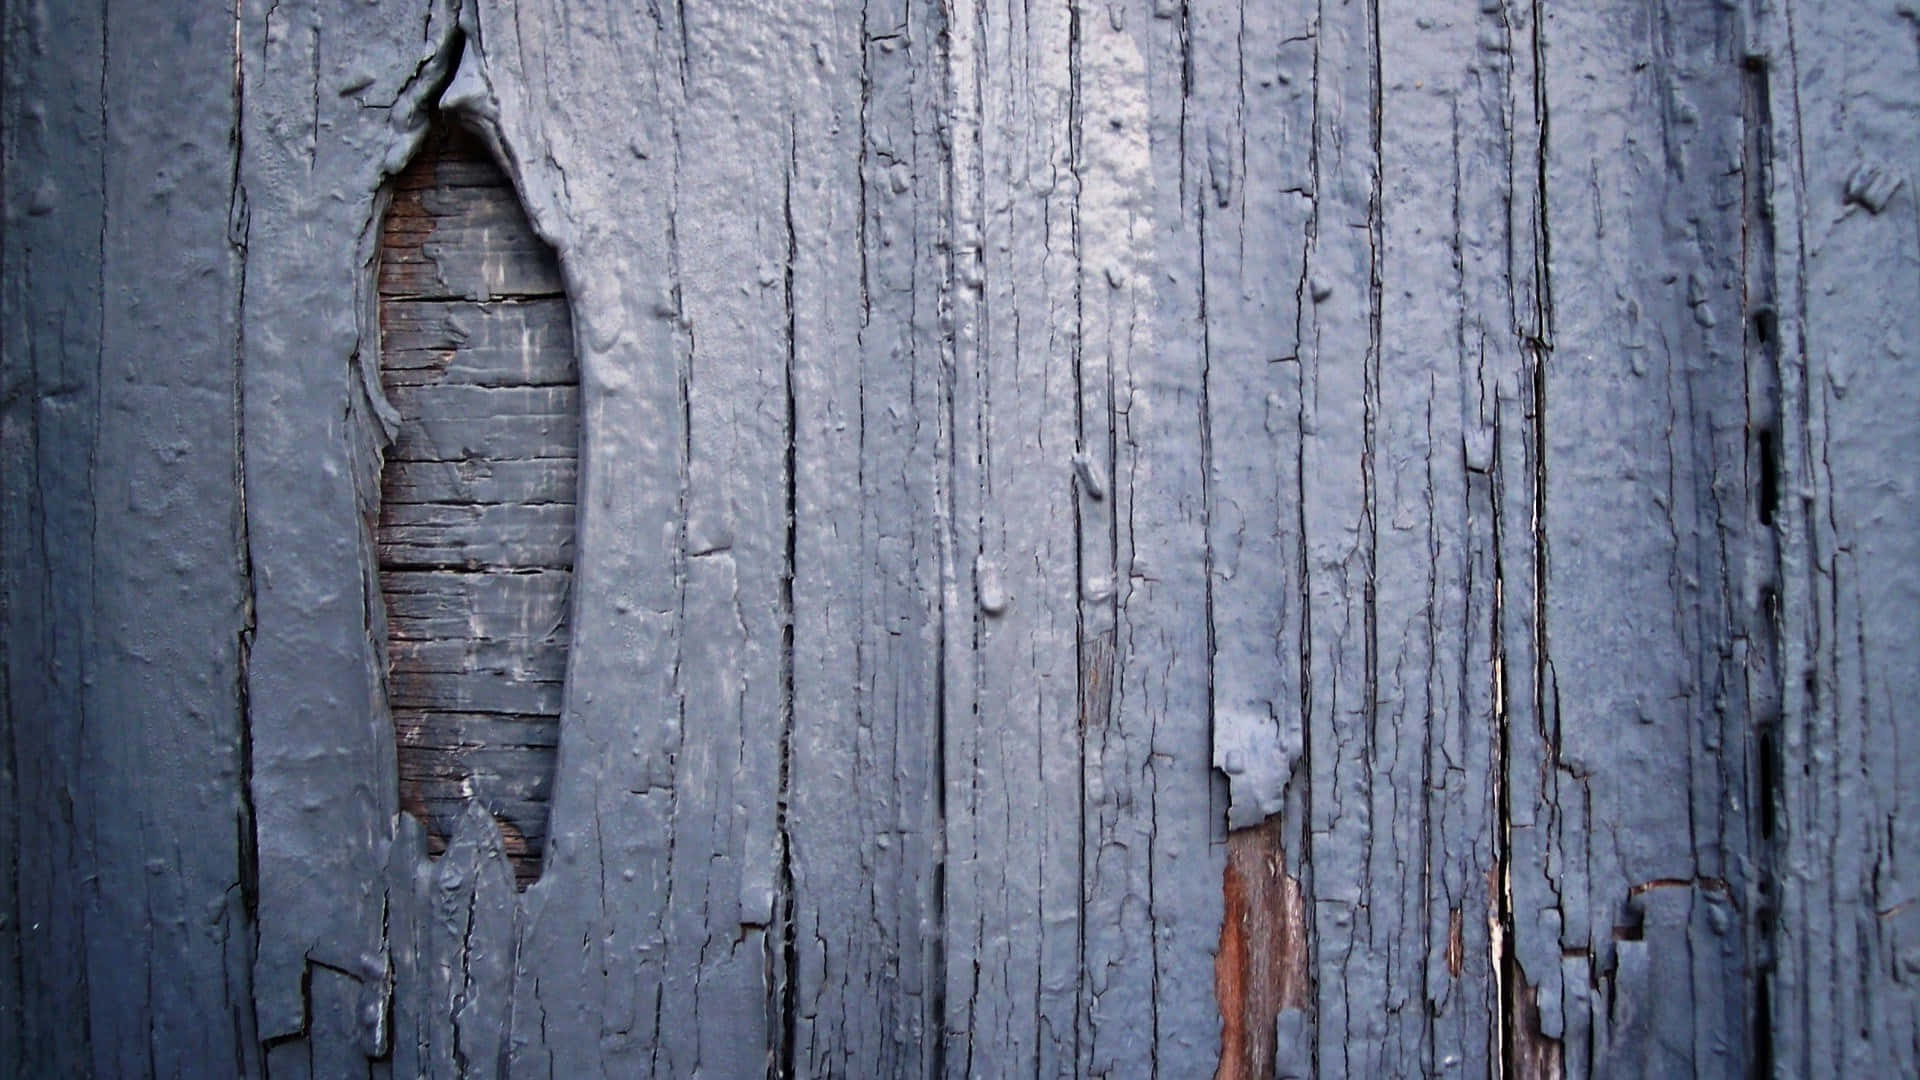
{"left": 1215, "top": 839, "right": 1251, "bottom": 1080}
{"left": 1448, "top": 907, "right": 1465, "bottom": 978}
{"left": 1215, "top": 818, "right": 1310, "bottom": 1080}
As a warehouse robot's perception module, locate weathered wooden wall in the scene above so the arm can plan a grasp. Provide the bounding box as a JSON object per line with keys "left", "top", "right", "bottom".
{"left": 2, "top": 0, "right": 1917, "bottom": 1076}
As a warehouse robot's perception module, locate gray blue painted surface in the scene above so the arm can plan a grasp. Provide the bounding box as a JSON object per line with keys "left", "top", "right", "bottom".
{"left": 1, "top": 0, "right": 1916, "bottom": 1075}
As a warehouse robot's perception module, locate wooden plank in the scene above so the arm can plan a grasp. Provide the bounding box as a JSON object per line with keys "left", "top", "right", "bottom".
{"left": 1293, "top": 0, "right": 1390, "bottom": 1071}
{"left": 379, "top": 569, "right": 571, "bottom": 638}
{"left": 786, "top": 0, "right": 948, "bottom": 1069}
{"left": 377, "top": 503, "right": 575, "bottom": 567}
{"left": 1762, "top": 3, "right": 1920, "bottom": 1073}
{"left": 377, "top": 116, "right": 576, "bottom": 891}
{"left": 491, "top": 2, "right": 798, "bottom": 1070}
{"left": 938, "top": 0, "right": 1085, "bottom": 1071}
{"left": 387, "top": 670, "right": 563, "bottom": 715}
{"left": 381, "top": 459, "right": 578, "bottom": 508}
{"left": 388, "top": 637, "right": 568, "bottom": 681}
{"left": 379, "top": 298, "right": 575, "bottom": 387}
{"left": 384, "top": 384, "right": 577, "bottom": 424}
{"left": 1534, "top": 0, "right": 1759, "bottom": 1071}
{"left": 629, "top": 1, "right": 803, "bottom": 1062}
{"left": 0, "top": 0, "right": 267, "bottom": 1073}
{"left": 1371, "top": 0, "right": 1508, "bottom": 1071}
{"left": 385, "top": 407, "right": 579, "bottom": 465}
{"left": 1074, "top": 4, "right": 1223, "bottom": 1074}
{"left": 1, "top": 3, "right": 107, "bottom": 1074}
{"left": 378, "top": 249, "right": 565, "bottom": 303}
{"left": 1190, "top": 0, "right": 1321, "bottom": 1071}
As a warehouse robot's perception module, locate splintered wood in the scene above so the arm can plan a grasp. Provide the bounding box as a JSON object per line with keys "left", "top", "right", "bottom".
{"left": 1215, "top": 819, "right": 1312, "bottom": 1080}
{"left": 377, "top": 121, "right": 574, "bottom": 888}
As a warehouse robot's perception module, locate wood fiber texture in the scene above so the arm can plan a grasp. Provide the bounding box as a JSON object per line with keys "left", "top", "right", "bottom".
{"left": 1, "top": 0, "right": 1916, "bottom": 1076}
{"left": 378, "top": 122, "right": 575, "bottom": 887}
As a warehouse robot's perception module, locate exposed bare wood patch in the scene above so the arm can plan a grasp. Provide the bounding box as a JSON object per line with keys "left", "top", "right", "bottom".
{"left": 1079, "top": 630, "right": 1116, "bottom": 730}
{"left": 1215, "top": 818, "right": 1310, "bottom": 1080}
{"left": 377, "top": 120, "right": 574, "bottom": 889}
{"left": 1510, "top": 975, "right": 1564, "bottom": 1080}
{"left": 1449, "top": 907, "right": 1466, "bottom": 978}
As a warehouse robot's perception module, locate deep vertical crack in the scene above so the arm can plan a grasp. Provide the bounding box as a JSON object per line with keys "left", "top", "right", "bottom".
{"left": 1739, "top": 26, "right": 1783, "bottom": 1080}
{"left": 774, "top": 115, "right": 800, "bottom": 1080}
{"left": 927, "top": 0, "right": 959, "bottom": 1071}
{"left": 1065, "top": 0, "right": 1089, "bottom": 1071}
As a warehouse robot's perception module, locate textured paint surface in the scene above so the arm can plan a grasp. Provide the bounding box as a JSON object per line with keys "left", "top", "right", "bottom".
{"left": 1763, "top": 4, "right": 1920, "bottom": 1073}
{"left": 2, "top": 0, "right": 1918, "bottom": 1077}
{"left": 0, "top": 1, "right": 258, "bottom": 1076}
